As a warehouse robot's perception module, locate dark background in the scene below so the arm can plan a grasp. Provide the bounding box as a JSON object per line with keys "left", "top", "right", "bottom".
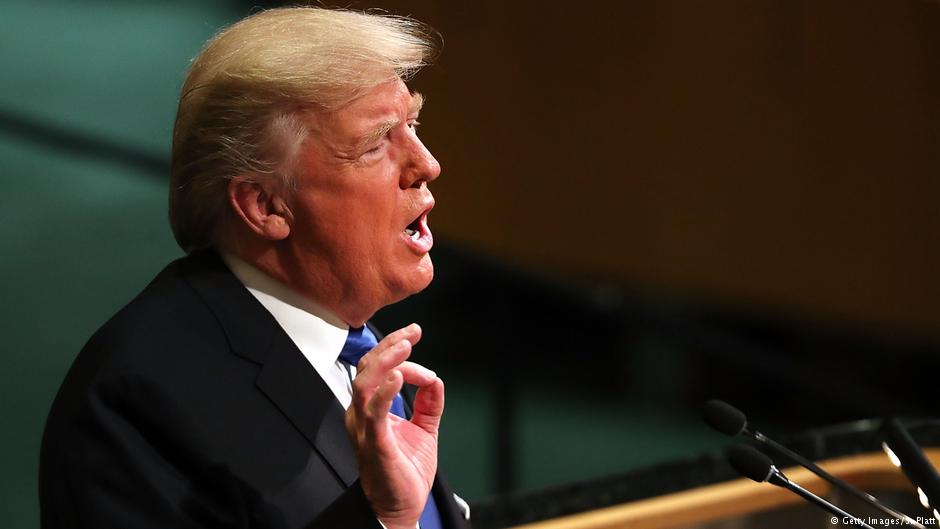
{"left": 3, "top": 1, "right": 939, "bottom": 527}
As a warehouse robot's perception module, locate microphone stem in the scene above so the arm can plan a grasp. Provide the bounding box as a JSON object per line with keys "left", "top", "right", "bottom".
{"left": 771, "top": 473, "right": 876, "bottom": 529}
{"left": 750, "top": 429, "right": 925, "bottom": 529}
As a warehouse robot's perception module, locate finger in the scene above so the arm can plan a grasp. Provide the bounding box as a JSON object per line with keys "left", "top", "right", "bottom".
{"left": 366, "top": 369, "right": 404, "bottom": 425}
{"left": 397, "top": 361, "right": 437, "bottom": 387}
{"left": 410, "top": 377, "right": 444, "bottom": 433}
{"left": 356, "top": 323, "right": 420, "bottom": 374}
{"left": 353, "top": 340, "right": 412, "bottom": 404}
{"left": 361, "top": 324, "right": 422, "bottom": 371}
{"left": 381, "top": 322, "right": 422, "bottom": 348}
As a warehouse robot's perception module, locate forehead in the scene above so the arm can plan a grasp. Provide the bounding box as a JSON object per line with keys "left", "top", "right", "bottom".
{"left": 322, "top": 80, "right": 417, "bottom": 132}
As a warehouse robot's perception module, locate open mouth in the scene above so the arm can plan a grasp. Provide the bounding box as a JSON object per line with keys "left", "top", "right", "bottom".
{"left": 404, "top": 217, "right": 421, "bottom": 241}
{"left": 401, "top": 204, "right": 434, "bottom": 253}
{"left": 403, "top": 205, "right": 432, "bottom": 240}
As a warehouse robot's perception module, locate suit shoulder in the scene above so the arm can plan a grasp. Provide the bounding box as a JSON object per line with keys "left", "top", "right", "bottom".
{"left": 67, "top": 251, "right": 260, "bottom": 389}
{"left": 44, "top": 252, "right": 260, "bottom": 441}
{"left": 92, "top": 259, "right": 223, "bottom": 366}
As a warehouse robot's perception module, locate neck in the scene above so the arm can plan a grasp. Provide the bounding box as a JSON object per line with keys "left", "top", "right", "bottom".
{"left": 221, "top": 242, "right": 375, "bottom": 328}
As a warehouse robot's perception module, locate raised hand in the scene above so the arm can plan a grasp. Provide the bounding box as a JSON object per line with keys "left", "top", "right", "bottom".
{"left": 344, "top": 323, "right": 445, "bottom": 529}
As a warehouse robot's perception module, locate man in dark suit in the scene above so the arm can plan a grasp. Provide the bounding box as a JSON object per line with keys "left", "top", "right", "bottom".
{"left": 40, "top": 7, "right": 469, "bottom": 529}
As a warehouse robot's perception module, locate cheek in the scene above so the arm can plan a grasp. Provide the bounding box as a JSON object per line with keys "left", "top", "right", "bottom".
{"left": 355, "top": 192, "right": 402, "bottom": 239}
{"left": 294, "top": 168, "right": 403, "bottom": 255}
{"left": 290, "top": 195, "right": 363, "bottom": 258}
{"left": 350, "top": 202, "right": 397, "bottom": 247}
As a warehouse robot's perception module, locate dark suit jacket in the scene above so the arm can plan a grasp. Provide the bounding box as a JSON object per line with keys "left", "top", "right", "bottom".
{"left": 40, "top": 250, "right": 470, "bottom": 529}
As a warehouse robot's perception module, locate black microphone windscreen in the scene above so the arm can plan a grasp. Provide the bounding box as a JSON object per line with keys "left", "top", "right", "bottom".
{"left": 728, "top": 444, "right": 774, "bottom": 483}
{"left": 703, "top": 399, "right": 747, "bottom": 436}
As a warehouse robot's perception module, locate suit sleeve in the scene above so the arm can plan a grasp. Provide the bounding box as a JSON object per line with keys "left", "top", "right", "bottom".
{"left": 306, "top": 479, "right": 385, "bottom": 529}
{"left": 40, "top": 371, "right": 384, "bottom": 529}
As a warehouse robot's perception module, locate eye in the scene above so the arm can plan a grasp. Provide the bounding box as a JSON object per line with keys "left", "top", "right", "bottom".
{"left": 407, "top": 119, "right": 421, "bottom": 132}
{"left": 359, "top": 137, "right": 388, "bottom": 161}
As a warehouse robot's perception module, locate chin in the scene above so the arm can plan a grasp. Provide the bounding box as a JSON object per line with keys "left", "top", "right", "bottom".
{"left": 413, "top": 256, "right": 434, "bottom": 292}
{"left": 389, "top": 256, "right": 434, "bottom": 303}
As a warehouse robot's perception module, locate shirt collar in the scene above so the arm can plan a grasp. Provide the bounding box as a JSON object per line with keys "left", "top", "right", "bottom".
{"left": 221, "top": 252, "right": 350, "bottom": 373}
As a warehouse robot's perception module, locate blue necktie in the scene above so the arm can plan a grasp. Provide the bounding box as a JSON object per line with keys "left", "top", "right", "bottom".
{"left": 339, "top": 326, "right": 443, "bottom": 529}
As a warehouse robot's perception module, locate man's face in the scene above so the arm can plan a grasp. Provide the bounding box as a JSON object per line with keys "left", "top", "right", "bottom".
{"left": 282, "top": 79, "right": 441, "bottom": 322}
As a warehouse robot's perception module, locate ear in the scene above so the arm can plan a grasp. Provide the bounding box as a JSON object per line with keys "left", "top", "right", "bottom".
{"left": 227, "top": 177, "right": 291, "bottom": 241}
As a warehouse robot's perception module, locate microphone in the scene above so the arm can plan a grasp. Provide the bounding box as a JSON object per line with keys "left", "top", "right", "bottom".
{"left": 728, "top": 444, "right": 876, "bottom": 529}
{"left": 704, "top": 399, "right": 925, "bottom": 529}
{"left": 882, "top": 418, "right": 940, "bottom": 519}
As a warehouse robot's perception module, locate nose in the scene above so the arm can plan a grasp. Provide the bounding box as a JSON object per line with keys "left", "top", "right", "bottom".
{"left": 400, "top": 134, "right": 441, "bottom": 189}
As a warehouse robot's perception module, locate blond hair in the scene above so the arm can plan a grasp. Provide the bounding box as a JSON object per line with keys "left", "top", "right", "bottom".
{"left": 168, "top": 7, "right": 436, "bottom": 252}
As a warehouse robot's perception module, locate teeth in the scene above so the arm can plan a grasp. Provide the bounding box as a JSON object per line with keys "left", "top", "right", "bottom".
{"left": 404, "top": 227, "right": 417, "bottom": 238}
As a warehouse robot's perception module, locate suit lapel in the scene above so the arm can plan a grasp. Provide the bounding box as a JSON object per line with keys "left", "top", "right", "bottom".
{"left": 254, "top": 329, "right": 358, "bottom": 486}
{"left": 180, "top": 250, "right": 358, "bottom": 487}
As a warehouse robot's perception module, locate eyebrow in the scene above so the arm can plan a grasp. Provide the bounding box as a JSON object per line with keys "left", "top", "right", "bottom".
{"left": 353, "top": 92, "right": 425, "bottom": 153}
